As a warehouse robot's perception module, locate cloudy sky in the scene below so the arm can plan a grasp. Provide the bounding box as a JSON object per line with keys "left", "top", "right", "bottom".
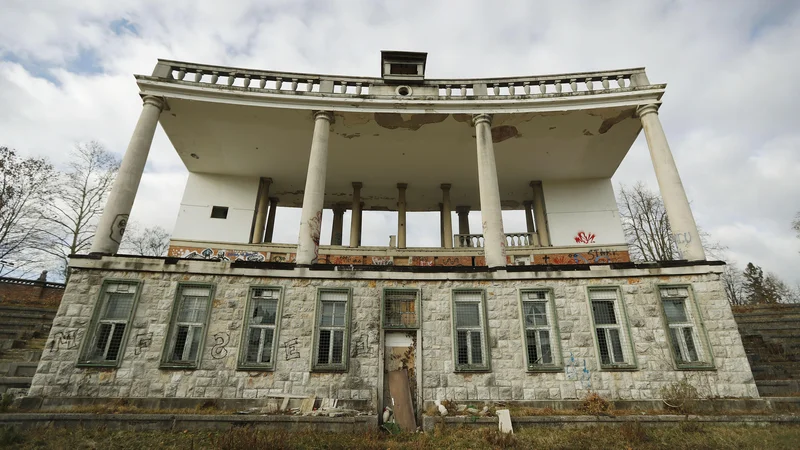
{"left": 1, "top": 0, "right": 798, "bottom": 283}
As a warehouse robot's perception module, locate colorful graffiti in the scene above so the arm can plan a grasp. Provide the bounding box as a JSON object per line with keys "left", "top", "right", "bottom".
{"left": 565, "top": 352, "right": 592, "bottom": 389}
{"left": 534, "top": 249, "right": 630, "bottom": 265}
{"left": 574, "top": 231, "right": 596, "bottom": 244}
{"left": 170, "top": 246, "right": 267, "bottom": 262}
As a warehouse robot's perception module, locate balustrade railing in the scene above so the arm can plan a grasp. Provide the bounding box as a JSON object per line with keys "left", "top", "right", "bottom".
{"left": 454, "top": 232, "right": 536, "bottom": 248}
{"left": 147, "top": 60, "right": 651, "bottom": 101}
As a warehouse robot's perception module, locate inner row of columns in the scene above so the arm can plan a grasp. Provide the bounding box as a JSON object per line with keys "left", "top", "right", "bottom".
{"left": 251, "top": 180, "right": 551, "bottom": 249}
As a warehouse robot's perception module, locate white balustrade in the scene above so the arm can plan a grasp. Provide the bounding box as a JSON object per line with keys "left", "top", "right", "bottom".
{"left": 150, "top": 60, "right": 648, "bottom": 101}
{"left": 454, "top": 232, "right": 536, "bottom": 248}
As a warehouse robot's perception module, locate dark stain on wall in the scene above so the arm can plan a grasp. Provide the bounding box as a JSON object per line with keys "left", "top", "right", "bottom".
{"left": 598, "top": 108, "right": 635, "bottom": 134}
{"left": 373, "top": 113, "right": 448, "bottom": 130}
{"left": 491, "top": 125, "right": 519, "bottom": 143}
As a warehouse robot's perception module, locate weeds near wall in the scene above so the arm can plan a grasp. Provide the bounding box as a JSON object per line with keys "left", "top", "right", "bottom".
{"left": 0, "top": 393, "right": 13, "bottom": 412}
{"left": 660, "top": 379, "right": 700, "bottom": 414}
{"left": 0, "top": 426, "right": 24, "bottom": 446}
{"left": 579, "top": 391, "right": 611, "bottom": 415}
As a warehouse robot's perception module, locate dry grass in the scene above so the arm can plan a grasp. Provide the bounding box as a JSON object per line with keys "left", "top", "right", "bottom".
{"left": 3, "top": 424, "right": 800, "bottom": 450}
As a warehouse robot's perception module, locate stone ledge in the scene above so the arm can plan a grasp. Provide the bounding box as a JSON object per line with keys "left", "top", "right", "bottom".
{"left": 0, "top": 413, "right": 378, "bottom": 432}
{"left": 422, "top": 414, "right": 800, "bottom": 432}
{"left": 421, "top": 398, "right": 785, "bottom": 414}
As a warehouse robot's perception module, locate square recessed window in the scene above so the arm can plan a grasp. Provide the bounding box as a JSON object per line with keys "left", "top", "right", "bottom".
{"left": 210, "top": 206, "right": 228, "bottom": 219}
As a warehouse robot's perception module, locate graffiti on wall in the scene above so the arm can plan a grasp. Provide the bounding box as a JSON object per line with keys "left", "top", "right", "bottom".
{"left": 535, "top": 249, "right": 630, "bottom": 265}
{"left": 133, "top": 332, "right": 153, "bottom": 355}
{"left": 574, "top": 231, "right": 596, "bottom": 244}
{"left": 565, "top": 352, "right": 592, "bottom": 389}
{"left": 211, "top": 332, "right": 230, "bottom": 359}
{"left": 48, "top": 330, "right": 81, "bottom": 353}
{"left": 170, "top": 246, "right": 267, "bottom": 262}
{"left": 282, "top": 338, "right": 300, "bottom": 361}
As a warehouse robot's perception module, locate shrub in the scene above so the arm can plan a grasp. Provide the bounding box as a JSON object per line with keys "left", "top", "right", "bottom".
{"left": 579, "top": 392, "right": 611, "bottom": 415}
{"left": 660, "top": 379, "right": 700, "bottom": 414}
{"left": 0, "top": 393, "right": 13, "bottom": 412}
{"left": 0, "top": 426, "right": 24, "bottom": 446}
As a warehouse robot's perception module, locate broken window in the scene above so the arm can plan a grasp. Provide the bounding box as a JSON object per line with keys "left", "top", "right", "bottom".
{"left": 162, "top": 284, "right": 213, "bottom": 368}
{"left": 313, "top": 289, "right": 350, "bottom": 371}
{"left": 520, "top": 289, "right": 560, "bottom": 370}
{"left": 452, "top": 290, "right": 490, "bottom": 371}
{"left": 589, "top": 288, "right": 635, "bottom": 369}
{"left": 659, "top": 286, "right": 712, "bottom": 368}
{"left": 239, "top": 287, "right": 282, "bottom": 370}
{"left": 383, "top": 289, "right": 419, "bottom": 329}
{"left": 78, "top": 280, "right": 140, "bottom": 366}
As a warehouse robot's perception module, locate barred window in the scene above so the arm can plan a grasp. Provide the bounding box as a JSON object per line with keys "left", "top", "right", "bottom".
{"left": 383, "top": 289, "right": 419, "bottom": 329}
{"left": 162, "top": 284, "right": 213, "bottom": 368}
{"left": 452, "top": 290, "right": 490, "bottom": 371}
{"left": 239, "top": 287, "right": 282, "bottom": 369}
{"left": 589, "top": 288, "right": 634, "bottom": 368}
{"left": 520, "top": 290, "right": 560, "bottom": 369}
{"left": 79, "top": 281, "right": 140, "bottom": 366}
{"left": 313, "top": 289, "right": 350, "bottom": 371}
{"left": 659, "top": 287, "right": 711, "bottom": 367}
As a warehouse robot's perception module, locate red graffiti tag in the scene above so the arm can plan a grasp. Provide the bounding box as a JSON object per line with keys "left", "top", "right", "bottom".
{"left": 574, "top": 231, "right": 596, "bottom": 244}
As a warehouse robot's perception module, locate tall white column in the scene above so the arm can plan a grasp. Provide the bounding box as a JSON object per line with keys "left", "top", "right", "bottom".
{"left": 296, "top": 111, "right": 333, "bottom": 265}
{"left": 349, "top": 182, "right": 362, "bottom": 247}
{"left": 331, "top": 203, "right": 346, "bottom": 246}
{"left": 473, "top": 114, "right": 507, "bottom": 267}
{"left": 251, "top": 177, "right": 272, "bottom": 244}
{"left": 530, "top": 181, "right": 550, "bottom": 246}
{"left": 397, "top": 183, "right": 407, "bottom": 249}
{"left": 638, "top": 104, "right": 705, "bottom": 260}
{"left": 441, "top": 184, "right": 453, "bottom": 248}
{"left": 91, "top": 95, "right": 164, "bottom": 254}
{"left": 264, "top": 197, "right": 278, "bottom": 243}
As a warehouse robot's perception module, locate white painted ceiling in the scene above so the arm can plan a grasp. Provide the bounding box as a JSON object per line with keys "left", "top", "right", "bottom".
{"left": 159, "top": 99, "right": 642, "bottom": 211}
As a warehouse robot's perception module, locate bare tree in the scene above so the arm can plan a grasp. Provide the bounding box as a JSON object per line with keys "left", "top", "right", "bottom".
{"left": 40, "top": 142, "right": 119, "bottom": 279}
{"left": 120, "top": 222, "right": 171, "bottom": 257}
{"left": 721, "top": 263, "right": 746, "bottom": 306}
{"left": 793, "top": 212, "right": 800, "bottom": 249}
{"left": 0, "top": 147, "right": 55, "bottom": 276}
{"left": 617, "top": 182, "right": 725, "bottom": 262}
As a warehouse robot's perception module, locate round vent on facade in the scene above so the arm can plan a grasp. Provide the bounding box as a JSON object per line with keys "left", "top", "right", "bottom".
{"left": 396, "top": 86, "right": 412, "bottom": 97}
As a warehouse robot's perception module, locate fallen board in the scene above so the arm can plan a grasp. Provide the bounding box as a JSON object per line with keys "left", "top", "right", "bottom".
{"left": 387, "top": 368, "right": 416, "bottom": 432}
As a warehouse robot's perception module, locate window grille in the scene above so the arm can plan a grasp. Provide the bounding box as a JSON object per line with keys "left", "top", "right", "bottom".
{"left": 452, "top": 290, "right": 490, "bottom": 371}
{"left": 80, "top": 281, "right": 139, "bottom": 365}
{"left": 241, "top": 287, "right": 281, "bottom": 369}
{"left": 163, "top": 284, "right": 213, "bottom": 367}
{"left": 521, "top": 290, "right": 559, "bottom": 369}
{"left": 589, "top": 288, "right": 634, "bottom": 368}
{"left": 383, "top": 289, "right": 419, "bottom": 329}
{"left": 659, "top": 287, "right": 710, "bottom": 367}
{"left": 313, "top": 289, "right": 350, "bottom": 370}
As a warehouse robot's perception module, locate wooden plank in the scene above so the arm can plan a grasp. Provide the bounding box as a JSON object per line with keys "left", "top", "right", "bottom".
{"left": 387, "top": 368, "right": 416, "bottom": 432}
{"left": 299, "top": 396, "right": 316, "bottom": 415}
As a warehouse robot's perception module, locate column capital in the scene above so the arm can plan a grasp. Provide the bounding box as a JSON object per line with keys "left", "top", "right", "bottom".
{"left": 440, "top": 183, "right": 451, "bottom": 190}
{"left": 332, "top": 202, "right": 348, "bottom": 214}
{"left": 268, "top": 197, "right": 279, "bottom": 202}
{"left": 142, "top": 95, "right": 165, "bottom": 110}
{"left": 262, "top": 177, "right": 273, "bottom": 185}
{"left": 472, "top": 113, "right": 493, "bottom": 126}
{"left": 397, "top": 182, "right": 408, "bottom": 190}
{"left": 529, "top": 180, "right": 542, "bottom": 188}
{"left": 636, "top": 103, "right": 660, "bottom": 118}
{"left": 352, "top": 181, "right": 363, "bottom": 189}
{"left": 523, "top": 200, "right": 533, "bottom": 207}
{"left": 455, "top": 205, "right": 471, "bottom": 214}
{"left": 313, "top": 110, "right": 334, "bottom": 122}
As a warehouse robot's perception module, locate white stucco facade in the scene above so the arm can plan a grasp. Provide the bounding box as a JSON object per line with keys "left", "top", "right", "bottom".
{"left": 543, "top": 178, "right": 626, "bottom": 246}
{"left": 171, "top": 173, "right": 259, "bottom": 243}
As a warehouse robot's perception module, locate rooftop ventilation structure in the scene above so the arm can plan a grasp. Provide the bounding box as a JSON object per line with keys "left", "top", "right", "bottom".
{"left": 381, "top": 51, "right": 427, "bottom": 84}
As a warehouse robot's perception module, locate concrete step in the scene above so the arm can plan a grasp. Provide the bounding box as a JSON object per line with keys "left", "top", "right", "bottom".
{"left": 756, "top": 379, "right": 800, "bottom": 397}
{"left": 0, "top": 362, "right": 38, "bottom": 377}
{"left": 0, "top": 348, "right": 42, "bottom": 362}
{"left": 737, "top": 321, "right": 800, "bottom": 331}
{"left": 0, "top": 376, "right": 32, "bottom": 394}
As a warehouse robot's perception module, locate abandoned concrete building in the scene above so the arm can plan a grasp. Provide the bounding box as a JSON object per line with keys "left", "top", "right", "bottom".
{"left": 28, "top": 52, "right": 757, "bottom": 416}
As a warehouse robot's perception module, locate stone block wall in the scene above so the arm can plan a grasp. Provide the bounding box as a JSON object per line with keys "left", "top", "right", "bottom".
{"left": 28, "top": 258, "right": 757, "bottom": 410}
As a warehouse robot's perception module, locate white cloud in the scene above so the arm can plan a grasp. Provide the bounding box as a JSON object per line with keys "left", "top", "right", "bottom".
{"left": 1, "top": 0, "right": 798, "bottom": 282}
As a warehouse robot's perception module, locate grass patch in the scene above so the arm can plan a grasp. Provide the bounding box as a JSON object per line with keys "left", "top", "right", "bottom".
{"left": 2, "top": 424, "right": 800, "bottom": 449}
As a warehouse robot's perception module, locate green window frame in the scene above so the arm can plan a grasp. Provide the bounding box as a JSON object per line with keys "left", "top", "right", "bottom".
{"left": 658, "top": 285, "right": 714, "bottom": 370}
{"left": 77, "top": 279, "right": 142, "bottom": 367}
{"left": 519, "top": 289, "right": 562, "bottom": 371}
{"left": 451, "top": 289, "right": 491, "bottom": 372}
{"left": 382, "top": 288, "right": 420, "bottom": 329}
{"left": 587, "top": 287, "right": 637, "bottom": 370}
{"left": 312, "top": 288, "right": 352, "bottom": 372}
{"left": 160, "top": 283, "right": 215, "bottom": 369}
{"left": 238, "top": 286, "right": 283, "bottom": 370}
